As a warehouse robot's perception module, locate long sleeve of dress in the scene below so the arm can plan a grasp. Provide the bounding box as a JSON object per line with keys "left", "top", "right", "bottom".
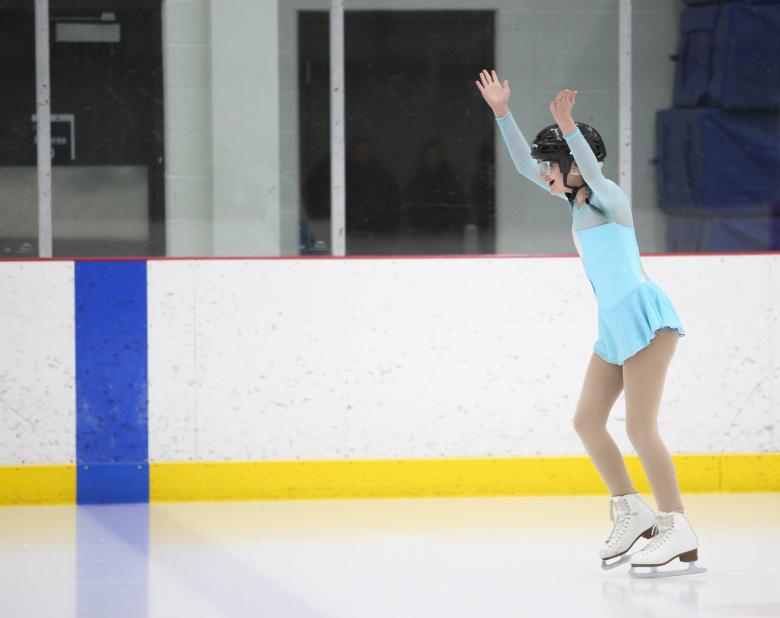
{"left": 495, "top": 111, "right": 568, "bottom": 200}
{"left": 563, "top": 127, "right": 632, "bottom": 225}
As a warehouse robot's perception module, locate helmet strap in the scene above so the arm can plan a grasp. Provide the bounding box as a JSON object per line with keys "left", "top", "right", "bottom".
{"left": 563, "top": 172, "right": 590, "bottom": 207}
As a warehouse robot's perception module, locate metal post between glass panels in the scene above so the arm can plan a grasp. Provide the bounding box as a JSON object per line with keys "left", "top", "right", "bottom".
{"left": 330, "top": 0, "right": 346, "bottom": 257}
{"left": 35, "top": 0, "right": 53, "bottom": 258}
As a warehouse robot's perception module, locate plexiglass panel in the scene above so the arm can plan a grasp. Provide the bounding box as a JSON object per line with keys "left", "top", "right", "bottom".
{"left": 2, "top": 0, "right": 778, "bottom": 258}
{"left": 1, "top": 3, "right": 38, "bottom": 257}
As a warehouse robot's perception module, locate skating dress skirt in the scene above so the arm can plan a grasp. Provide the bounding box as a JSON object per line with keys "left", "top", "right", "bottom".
{"left": 575, "top": 222, "right": 685, "bottom": 365}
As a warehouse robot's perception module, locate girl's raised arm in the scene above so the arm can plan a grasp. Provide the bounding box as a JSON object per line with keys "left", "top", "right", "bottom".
{"left": 550, "top": 90, "right": 611, "bottom": 196}
{"left": 496, "top": 111, "right": 568, "bottom": 197}
{"left": 550, "top": 89, "right": 630, "bottom": 219}
{"left": 476, "top": 70, "right": 567, "bottom": 199}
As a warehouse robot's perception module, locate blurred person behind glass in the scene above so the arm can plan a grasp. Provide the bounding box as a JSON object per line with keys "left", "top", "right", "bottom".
{"left": 404, "top": 140, "right": 467, "bottom": 234}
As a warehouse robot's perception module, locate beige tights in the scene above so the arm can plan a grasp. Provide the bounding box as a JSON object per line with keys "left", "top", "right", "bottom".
{"left": 572, "top": 328, "right": 684, "bottom": 513}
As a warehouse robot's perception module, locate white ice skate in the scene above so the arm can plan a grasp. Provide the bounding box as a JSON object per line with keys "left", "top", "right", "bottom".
{"left": 629, "top": 511, "right": 707, "bottom": 578}
{"left": 600, "top": 493, "right": 657, "bottom": 571}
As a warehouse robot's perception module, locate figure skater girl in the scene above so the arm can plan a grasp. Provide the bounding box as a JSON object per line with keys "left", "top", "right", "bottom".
{"left": 475, "top": 69, "right": 705, "bottom": 579}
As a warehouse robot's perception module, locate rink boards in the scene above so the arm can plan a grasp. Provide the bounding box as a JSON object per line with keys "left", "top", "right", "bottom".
{"left": 1, "top": 254, "right": 778, "bottom": 504}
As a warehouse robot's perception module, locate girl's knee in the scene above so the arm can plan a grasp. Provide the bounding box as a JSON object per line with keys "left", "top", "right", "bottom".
{"left": 573, "top": 411, "right": 606, "bottom": 437}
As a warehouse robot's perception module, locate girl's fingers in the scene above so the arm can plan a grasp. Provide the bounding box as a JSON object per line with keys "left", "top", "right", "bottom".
{"left": 551, "top": 88, "right": 581, "bottom": 111}
{"left": 479, "top": 69, "right": 510, "bottom": 91}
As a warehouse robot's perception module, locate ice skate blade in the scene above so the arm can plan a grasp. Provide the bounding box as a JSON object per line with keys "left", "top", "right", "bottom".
{"left": 601, "top": 554, "right": 632, "bottom": 571}
{"left": 629, "top": 563, "right": 707, "bottom": 579}
{"left": 600, "top": 527, "right": 655, "bottom": 571}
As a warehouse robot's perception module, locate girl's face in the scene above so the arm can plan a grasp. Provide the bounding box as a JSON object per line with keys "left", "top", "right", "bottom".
{"left": 538, "top": 161, "right": 565, "bottom": 195}
{"left": 537, "top": 160, "right": 583, "bottom": 196}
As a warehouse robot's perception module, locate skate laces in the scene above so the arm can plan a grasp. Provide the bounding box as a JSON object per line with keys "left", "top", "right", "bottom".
{"left": 605, "top": 497, "right": 632, "bottom": 547}
{"left": 642, "top": 513, "right": 675, "bottom": 553}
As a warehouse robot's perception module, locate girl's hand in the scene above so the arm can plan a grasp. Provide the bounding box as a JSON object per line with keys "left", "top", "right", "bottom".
{"left": 475, "top": 69, "right": 510, "bottom": 117}
{"left": 549, "top": 89, "right": 577, "bottom": 135}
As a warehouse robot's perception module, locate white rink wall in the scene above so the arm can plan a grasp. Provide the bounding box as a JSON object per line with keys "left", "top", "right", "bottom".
{"left": 0, "top": 262, "right": 75, "bottom": 465}
{"left": 147, "top": 254, "right": 780, "bottom": 462}
{"left": 1, "top": 255, "right": 778, "bottom": 467}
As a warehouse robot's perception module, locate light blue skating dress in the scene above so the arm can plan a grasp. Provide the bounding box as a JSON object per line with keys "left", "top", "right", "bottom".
{"left": 496, "top": 111, "right": 685, "bottom": 366}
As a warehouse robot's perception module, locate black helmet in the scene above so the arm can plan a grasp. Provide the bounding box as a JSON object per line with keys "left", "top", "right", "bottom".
{"left": 530, "top": 123, "right": 606, "bottom": 172}
{"left": 530, "top": 122, "right": 606, "bottom": 205}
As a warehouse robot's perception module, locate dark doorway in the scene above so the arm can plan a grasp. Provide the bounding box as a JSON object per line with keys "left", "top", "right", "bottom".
{"left": 299, "top": 10, "right": 495, "bottom": 256}
{"left": 0, "top": 0, "right": 164, "bottom": 257}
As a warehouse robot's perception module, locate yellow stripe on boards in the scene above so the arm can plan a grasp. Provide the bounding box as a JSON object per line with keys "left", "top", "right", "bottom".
{"left": 721, "top": 453, "right": 780, "bottom": 492}
{"left": 149, "top": 454, "right": 780, "bottom": 502}
{"left": 2, "top": 454, "right": 779, "bottom": 506}
{"left": 0, "top": 465, "right": 76, "bottom": 505}
{"left": 151, "top": 457, "right": 604, "bottom": 502}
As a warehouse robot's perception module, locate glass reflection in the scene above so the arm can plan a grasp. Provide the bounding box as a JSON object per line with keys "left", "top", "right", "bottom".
{"left": 49, "top": 2, "right": 164, "bottom": 257}
{"left": 298, "top": 9, "right": 495, "bottom": 256}
{"left": 0, "top": 4, "right": 38, "bottom": 257}
{"left": 77, "top": 504, "right": 149, "bottom": 618}
{"left": 2, "top": 1, "right": 778, "bottom": 258}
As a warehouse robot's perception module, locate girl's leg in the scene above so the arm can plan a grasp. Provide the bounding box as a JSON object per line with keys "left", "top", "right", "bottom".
{"left": 622, "top": 328, "right": 684, "bottom": 513}
{"left": 573, "top": 352, "right": 636, "bottom": 496}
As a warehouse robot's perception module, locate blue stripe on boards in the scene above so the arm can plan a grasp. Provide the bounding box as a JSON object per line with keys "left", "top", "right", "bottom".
{"left": 75, "top": 261, "right": 149, "bottom": 504}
